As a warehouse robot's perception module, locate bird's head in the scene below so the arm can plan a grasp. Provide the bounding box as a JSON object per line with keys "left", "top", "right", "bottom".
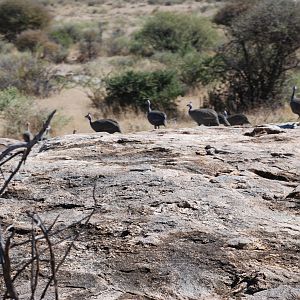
{"left": 187, "top": 102, "right": 192, "bottom": 109}
{"left": 85, "top": 113, "right": 92, "bottom": 120}
{"left": 293, "top": 86, "right": 298, "bottom": 91}
{"left": 146, "top": 99, "right": 152, "bottom": 112}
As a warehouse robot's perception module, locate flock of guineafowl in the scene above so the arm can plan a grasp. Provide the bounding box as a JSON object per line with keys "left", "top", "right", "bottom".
{"left": 23, "top": 86, "right": 300, "bottom": 140}
{"left": 84, "top": 100, "right": 249, "bottom": 135}
{"left": 84, "top": 86, "right": 300, "bottom": 134}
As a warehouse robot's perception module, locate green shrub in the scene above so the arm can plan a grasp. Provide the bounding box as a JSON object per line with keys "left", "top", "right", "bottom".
{"left": 0, "top": 87, "right": 35, "bottom": 137}
{"left": 0, "top": 0, "right": 52, "bottom": 41}
{"left": 78, "top": 28, "right": 103, "bottom": 62}
{"left": 43, "top": 41, "right": 68, "bottom": 63}
{"left": 49, "top": 23, "right": 81, "bottom": 48}
{"left": 151, "top": 51, "right": 180, "bottom": 66}
{"left": 178, "top": 52, "right": 218, "bottom": 89}
{"left": 103, "top": 69, "right": 184, "bottom": 114}
{"left": 151, "top": 51, "right": 218, "bottom": 89}
{"left": 0, "top": 87, "right": 22, "bottom": 111}
{"left": 15, "top": 30, "right": 68, "bottom": 63}
{"left": 105, "top": 28, "right": 130, "bottom": 56}
{"left": 131, "top": 12, "right": 217, "bottom": 55}
{"left": 0, "top": 87, "right": 69, "bottom": 138}
{"left": 0, "top": 37, "right": 14, "bottom": 54}
{"left": 15, "top": 30, "right": 48, "bottom": 52}
{"left": 0, "top": 52, "right": 63, "bottom": 97}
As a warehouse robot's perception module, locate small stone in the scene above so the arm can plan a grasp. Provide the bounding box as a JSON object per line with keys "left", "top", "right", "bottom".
{"left": 227, "top": 237, "right": 253, "bottom": 250}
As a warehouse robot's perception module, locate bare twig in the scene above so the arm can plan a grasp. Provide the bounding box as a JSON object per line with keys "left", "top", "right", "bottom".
{"left": 0, "top": 110, "right": 56, "bottom": 196}
{"left": 0, "top": 118, "right": 101, "bottom": 300}
{"left": 0, "top": 150, "right": 25, "bottom": 168}
{"left": 30, "top": 218, "right": 39, "bottom": 300}
{"left": 11, "top": 212, "right": 93, "bottom": 249}
{"left": 0, "top": 150, "right": 27, "bottom": 196}
{"left": 40, "top": 182, "right": 98, "bottom": 300}
{"left": 31, "top": 214, "right": 59, "bottom": 300}
{"left": 1, "top": 228, "right": 19, "bottom": 300}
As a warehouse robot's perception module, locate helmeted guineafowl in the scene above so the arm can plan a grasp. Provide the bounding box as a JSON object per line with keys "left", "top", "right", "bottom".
{"left": 23, "top": 122, "right": 33, "bottom": 143}
{"left": 227, "top": 114, "right": 251, "bottom": 126}
{"left": 218, "top": 113, "right": 230, "bottom": 126}
{"left": 146, "top": 100, "right": 167, "bottom": 129}
{"left": 85, "top": 113, "right": 121, "bottom": 134}
{"left": 290, "top": 86, "right": 300, "bottom": 119}
{"left": 187, "top": 102, "right": 219, "bottom": 126}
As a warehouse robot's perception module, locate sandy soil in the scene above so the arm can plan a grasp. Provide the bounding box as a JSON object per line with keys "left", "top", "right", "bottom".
{"left": 37, "top": 88, "right": 94, "bottom": 135}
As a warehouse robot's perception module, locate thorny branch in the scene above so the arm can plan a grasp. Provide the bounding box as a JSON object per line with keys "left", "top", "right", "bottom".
{"left": 0, "top": 110, "right": 56, "bottom": 196}
{"left": 0, "top": 109, "right": 99, "bottom": 299}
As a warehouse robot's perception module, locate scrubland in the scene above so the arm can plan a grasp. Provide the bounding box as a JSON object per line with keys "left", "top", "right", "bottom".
{"left": 0, "top": 0, "right": 298, "bottom": 137}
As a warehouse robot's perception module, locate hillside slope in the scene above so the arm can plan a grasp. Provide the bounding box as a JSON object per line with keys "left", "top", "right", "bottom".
{"left": 0, "top": 125, "right": 300, "bottom": 299}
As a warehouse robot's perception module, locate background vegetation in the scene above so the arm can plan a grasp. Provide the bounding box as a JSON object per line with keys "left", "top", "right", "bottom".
{"left": 0, "top": 0, "right": 299, "bottom": 137}
{"left": 0, "top": 87, "right": 69, "bottom": 138}
{"left": 209, "top": 0, "right": 300, "bottom": 113}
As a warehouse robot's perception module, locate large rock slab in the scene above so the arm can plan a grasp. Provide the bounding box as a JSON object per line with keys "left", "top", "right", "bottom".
{"left": 0, "top": 126, "right": 299, "bottom": 299}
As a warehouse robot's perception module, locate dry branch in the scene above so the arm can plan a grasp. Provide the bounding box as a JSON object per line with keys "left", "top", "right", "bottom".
{"left": 0, "top": 110, "right": 99, "bottom": 299}
{"left": 0, "top": 110, "right": 56, "bottom": 196}
{"left": 1, "top": 182, "right": 98, "bottom": 299}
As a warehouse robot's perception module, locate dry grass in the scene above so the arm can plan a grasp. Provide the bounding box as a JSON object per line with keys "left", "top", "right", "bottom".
{"left": 247, "top": 104, "right": 298, "bottom": 126}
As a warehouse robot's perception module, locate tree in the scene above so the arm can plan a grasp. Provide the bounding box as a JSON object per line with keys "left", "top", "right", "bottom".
{"left": 211, "top": 0, "right": 300, "bottom": 112}
{"left": 213, "top": 0, "right": 257, "bottom": 27}
{"left": 178, "top": 51, "right": 218, "bottom": 89}
{"left": 0, "top": 0, "right": 51, "bottom": 41}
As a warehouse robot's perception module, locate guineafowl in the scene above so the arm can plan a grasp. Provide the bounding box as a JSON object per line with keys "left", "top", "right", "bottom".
{"left": 23, "top": 122, "right": 33, "bottom": 143}
{"left": 227, "top": 114, "right": 251, "bottom": 126}
{"left": 187, "top": 102, "right": 219, "bottom": 126}
{"left": 218, "top": 113, "right": 230, "bottom": 126}
{"left": 85, "top": 113, "right": 121, "bottom": 134}
{"left": 290, "top": 86, "right": 300, "bottom": 119}
{"left": 146, "top": 100, "right": 167, "bottom": 129}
